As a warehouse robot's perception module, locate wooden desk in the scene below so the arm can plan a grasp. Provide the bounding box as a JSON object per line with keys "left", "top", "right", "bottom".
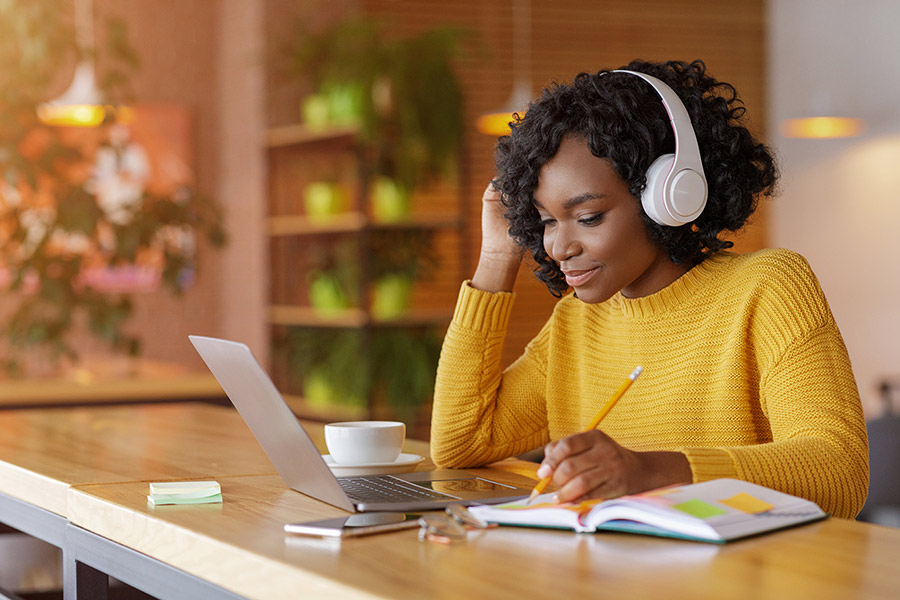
{"left": 64, "top": 473, "right": 900, "bottom": 600}
{"left": 0, "top": 404, "right": 274, "bottom": 517}
{"left": 1, "top": 404, "right": 900, "bottom": 600}
{"left": 0, "top": 402, "right": 276, "bottom": 596}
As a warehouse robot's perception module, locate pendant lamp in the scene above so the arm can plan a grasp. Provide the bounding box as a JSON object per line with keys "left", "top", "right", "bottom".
{"left": 475, "top": 0, "right": 533, "bottom": 136}
{"left": 37, "top": 0, "right": 107, "bottom": 127}
{"left": 781, "top": 76, "right": 864, "bottom": 139}
{"left": 781, "top": 116, "right": 864, "bottom": 139}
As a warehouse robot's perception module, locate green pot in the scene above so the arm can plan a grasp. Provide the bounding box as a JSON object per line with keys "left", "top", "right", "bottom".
{"left": 301, "top": 93, "right": 331, "bottom": 130}
{"left": 372, "top": 274, "right": 413, "bottom": 319}
{"left": 303, "top": 182, "right": 348, "bottom": 222}
{"left": 303, "top": 370, "right": 335, "bottom": 407}
{"left": 308, "top": 273, "right": 350, "bottom": 315}
{"left": 371, "top": 177, "right": 411, "bottom": 222}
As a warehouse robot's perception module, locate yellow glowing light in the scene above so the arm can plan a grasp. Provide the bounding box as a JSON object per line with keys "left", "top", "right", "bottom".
{"left": 475, "top": 111, "right": 521, "bottom": 137}
{"left": 37, "top": 61, "right": 108, "bottom": 128}
{"left": 36, "top": 103, "right": 107, "bottom": 127}
{"left": 781, "top": 117, "right": 864, "bottom": 139}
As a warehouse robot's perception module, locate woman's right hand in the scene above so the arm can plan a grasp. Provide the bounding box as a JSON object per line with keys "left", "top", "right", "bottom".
{"left": 471, "top": 182, "right": 524, "bottom": 293}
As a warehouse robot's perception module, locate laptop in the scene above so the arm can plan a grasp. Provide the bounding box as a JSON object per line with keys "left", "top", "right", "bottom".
{"left": 188, "top": 335, "right": 530, "bottom": 512}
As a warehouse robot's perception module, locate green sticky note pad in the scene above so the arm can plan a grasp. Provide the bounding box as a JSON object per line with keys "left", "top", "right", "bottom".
{"left": 672, "top": 498, "right": 727, "bottom": 519}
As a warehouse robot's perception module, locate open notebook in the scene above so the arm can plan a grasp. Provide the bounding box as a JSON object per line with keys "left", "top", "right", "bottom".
{"left": 467, "top": 478, "right": 827, "bottom": 543}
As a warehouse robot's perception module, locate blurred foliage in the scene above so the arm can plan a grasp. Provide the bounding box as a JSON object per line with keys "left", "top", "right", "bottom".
{"left": 284, "top": 13, "right": 467, "bottom": 415}
{"left": 280, "top": 326, "right": 442, "bottom": 419}
{"left": 308, "top": 230, "right": 438, "bottom": 304}
{"left": 291, "top": 16, "right": 467, "bottom": 194}
{"left": 0, "top": 0, "right": 225, "bottom": 374}
{"left": 0, "top": 1, "right": 71, "bottom": 111}
{"left": 369, "top": 229, "right": 438, "bottom": 280}
{"left": 307, "top": 238, "right": 361, "bottom": 308}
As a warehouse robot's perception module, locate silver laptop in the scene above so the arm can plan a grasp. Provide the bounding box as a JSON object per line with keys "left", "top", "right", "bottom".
{"left": 189, "top": 335, "right": 530, "bottom": 512}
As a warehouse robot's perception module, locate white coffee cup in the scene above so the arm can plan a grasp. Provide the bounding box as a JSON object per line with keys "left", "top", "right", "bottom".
{"left": 324, "top": 421, "right": 405, "bottom": 465}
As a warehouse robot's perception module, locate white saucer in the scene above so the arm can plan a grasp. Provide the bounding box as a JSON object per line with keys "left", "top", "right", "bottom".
{"left": 323, "top": 453, "right": 425, "bottom": 476}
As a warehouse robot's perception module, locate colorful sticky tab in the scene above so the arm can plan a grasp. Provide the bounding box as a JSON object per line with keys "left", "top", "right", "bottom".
{"left": 719, "top": 492, "right": 774, "bottom": 514}
{"left": 672, "top": 498, "right": 727, "bottom": 519}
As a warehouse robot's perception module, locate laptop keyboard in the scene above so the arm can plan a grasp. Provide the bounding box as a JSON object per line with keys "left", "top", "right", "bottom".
{"left": 337, "top": 475, "right": 454, "bottom": 503}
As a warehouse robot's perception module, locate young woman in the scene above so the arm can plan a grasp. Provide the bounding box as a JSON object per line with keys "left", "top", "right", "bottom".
{"left": 430, "top": 60, "right": 868, "bottom": 519}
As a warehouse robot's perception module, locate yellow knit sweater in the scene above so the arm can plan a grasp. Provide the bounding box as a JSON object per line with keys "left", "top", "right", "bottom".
{"left": 431, "top": 249, "right": 868, "bottom": 518}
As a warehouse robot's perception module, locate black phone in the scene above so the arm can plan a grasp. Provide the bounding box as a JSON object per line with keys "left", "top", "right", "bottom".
{"left": 284, "top": 512, "right": 421, "bottom": 538}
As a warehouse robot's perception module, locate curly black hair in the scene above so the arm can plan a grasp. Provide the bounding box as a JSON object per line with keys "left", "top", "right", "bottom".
{"left": 494, "top": 59, "right": 778, "bottom": 297}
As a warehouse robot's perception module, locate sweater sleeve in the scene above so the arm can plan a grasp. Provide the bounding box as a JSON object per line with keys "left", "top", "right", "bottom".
{"left": 430, "top": 282, "right": 550, "bottom": 468}
{"left": 681, "top": 322, "right": 869, "bottom": 519}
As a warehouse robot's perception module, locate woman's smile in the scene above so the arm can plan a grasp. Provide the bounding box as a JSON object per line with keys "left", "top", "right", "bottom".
{"left": 562, "top": 266, "right": 600, "bottom": 287}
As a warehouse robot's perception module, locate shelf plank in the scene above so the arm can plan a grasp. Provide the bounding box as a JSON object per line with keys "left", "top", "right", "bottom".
{"left": 369, "top": 214, "right": 462, "bottom": 230}
{"left": 281, "top": 394, "right": 368, "bottom": 422}
{"left": 267, "top": 213, "right": 367, "bottom": 236}
{"left": 265, "top": 123, "right": 359, "bottom": 148}
{"left": 269, "top": 306, "right": 368, "bottom": 327}
{"left": 268, "top": 305, "right": 451, "bottom": 328}
{"left": 268, "top": 213, "right": 460, "bottom": 236}
{"left": 371, "top": 308, "right": 453, "bottom": 327}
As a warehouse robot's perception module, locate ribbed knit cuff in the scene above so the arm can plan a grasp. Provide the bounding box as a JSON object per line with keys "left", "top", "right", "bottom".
{"left": 452, "top": 281, "right": 516, "bottom": 332}
{"left": 681, "top": 447, "right": 738, "bottom": 482}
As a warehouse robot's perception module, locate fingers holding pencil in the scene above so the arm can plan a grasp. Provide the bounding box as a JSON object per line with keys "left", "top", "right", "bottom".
{"left": 532, "top": 430, "right": 639, "bottom": 504}
{"left": 526, "top": 366, "right": 643, "bottom": 505}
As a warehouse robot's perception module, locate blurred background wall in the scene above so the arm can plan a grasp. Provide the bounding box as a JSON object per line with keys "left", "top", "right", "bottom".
{"left": 11, "top": 0, "right": 896, "bottom": 415}
{"left": 5, "top": 0, "right": 900, "bottom": 589}
{"left": 6, "top": 1, "right": 900, "bottom": 593}
{"left": 87, "top": 0, "right": 767, "bottom": 371}
{"left": 769, "top": 0, "right": 900, "bottom": 417}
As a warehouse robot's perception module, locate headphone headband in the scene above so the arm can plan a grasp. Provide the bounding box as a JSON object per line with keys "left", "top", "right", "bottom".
{"left": 608, "top": 69, "right": 708, "bottom": 226}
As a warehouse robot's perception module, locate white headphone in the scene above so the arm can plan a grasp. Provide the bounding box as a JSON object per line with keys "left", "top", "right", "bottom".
{"left": 611, "top": 70, "right": 708, "bottom": 226}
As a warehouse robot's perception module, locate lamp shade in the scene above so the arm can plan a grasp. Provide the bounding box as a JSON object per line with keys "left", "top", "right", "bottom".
{"left": 475, "top": 81, "right": 532, "bottom": 137}
{"left": 37, "top": 61, "right": 106, "bottom": 127}
{"left": 476, "top": 0, "right": 533, "bottom": 137}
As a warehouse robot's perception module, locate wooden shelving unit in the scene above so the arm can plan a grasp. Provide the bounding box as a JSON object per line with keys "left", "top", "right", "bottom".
{"left": 268, "top": 305, "right": 453, "bottom": 328}
{"left": 265, "top": 122, "right": 462, "bottom": 424}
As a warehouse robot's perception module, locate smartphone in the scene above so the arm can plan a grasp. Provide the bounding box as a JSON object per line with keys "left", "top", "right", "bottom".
{"left": 284, "top": 512, "right": 421, "bottom": 538}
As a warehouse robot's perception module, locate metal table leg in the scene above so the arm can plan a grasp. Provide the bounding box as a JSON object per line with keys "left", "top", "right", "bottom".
{"left": 64, "top": 523, "right": 246, "bottom": 600}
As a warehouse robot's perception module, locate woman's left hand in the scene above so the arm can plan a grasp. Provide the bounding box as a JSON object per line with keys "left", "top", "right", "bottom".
{"left": 536, "top": 430, "right": 692, "bottom": 503}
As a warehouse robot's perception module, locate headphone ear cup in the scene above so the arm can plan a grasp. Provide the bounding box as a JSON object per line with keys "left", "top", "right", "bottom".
{"left": 641, "top": 154, "right": 676, "bottom": 226}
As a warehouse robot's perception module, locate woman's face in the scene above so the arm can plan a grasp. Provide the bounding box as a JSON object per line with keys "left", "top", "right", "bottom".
{"left": 533, "top": 135, "right": 688, "bottom": 303}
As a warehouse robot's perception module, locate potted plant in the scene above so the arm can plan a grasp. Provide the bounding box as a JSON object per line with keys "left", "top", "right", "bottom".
{"left": 0, "top": 1, "right": 225, "bottom": 375}
{"left": 306, "top": 232, "right": 436, "bottom": 320}
{"left": 282, "top": 328, "right": 370, "bottom": 409}
{"left": 307, "top": 239, "right": 360, "bottom": 316}
{"left": 369, "top": 229, "right": 437, "bottom": 320}
{"left": 280, "top": 14, "right": 465, "bottom": 423}
{"left": 290, "top": 16, "right": 466, "bottom": 206}
{"left": 279, "top": 325, "right": 441, "bottom": 422}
